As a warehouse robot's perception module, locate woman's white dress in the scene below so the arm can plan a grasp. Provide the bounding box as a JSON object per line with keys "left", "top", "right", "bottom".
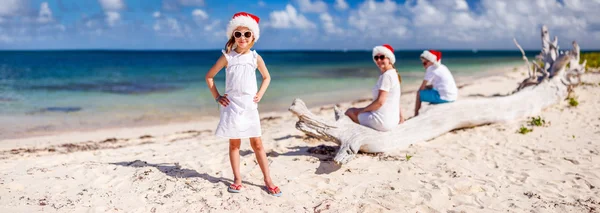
{"left": 357, "top": 69, "right": 401, "bottom": 132}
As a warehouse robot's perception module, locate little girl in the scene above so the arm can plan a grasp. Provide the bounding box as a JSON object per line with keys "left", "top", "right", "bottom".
{"left": 205, "top": 12, "right": 282, "bottom": 197}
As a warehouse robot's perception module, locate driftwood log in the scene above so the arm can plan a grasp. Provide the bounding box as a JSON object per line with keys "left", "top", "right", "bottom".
{"left": 288, "top": 25, "right": 587, "bottom": 165}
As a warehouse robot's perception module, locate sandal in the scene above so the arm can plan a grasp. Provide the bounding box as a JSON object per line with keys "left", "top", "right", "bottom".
{"left": 228, "top": 184, "right": 242, "bottom": 193}
{"left": 266, "top": 186, "right": 282, "bottom": 197}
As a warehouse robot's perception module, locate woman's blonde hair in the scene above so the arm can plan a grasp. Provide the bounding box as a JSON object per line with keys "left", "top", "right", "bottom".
{"left": 391, "top": 64, "right": 402, "bottom": 83}
{"left": 224, "top": 33, "right": 255, "bottom": 54}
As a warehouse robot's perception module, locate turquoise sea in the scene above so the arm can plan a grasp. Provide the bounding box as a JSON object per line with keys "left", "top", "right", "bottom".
{"left": 0, "top": 50, "right": 539, "bottom": 139}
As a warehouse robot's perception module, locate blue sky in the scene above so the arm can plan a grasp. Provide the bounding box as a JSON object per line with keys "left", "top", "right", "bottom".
{"left": 0, "top": 0, "right": 599, "bottom": 50}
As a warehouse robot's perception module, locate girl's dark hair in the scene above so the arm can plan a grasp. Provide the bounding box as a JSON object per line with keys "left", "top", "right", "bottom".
{"left": 224, "top": 37, "right": 236, "bottom": 54}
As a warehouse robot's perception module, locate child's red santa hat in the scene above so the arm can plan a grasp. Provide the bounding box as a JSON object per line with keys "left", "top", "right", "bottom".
{"left": 420, "top": 50, "right": 442, "bottom": 66}
{"left": 226, "top": 12, "right": 260, "bottom": 42}
{"left": 372, "top": 44, "right": 396, "bottom": 64}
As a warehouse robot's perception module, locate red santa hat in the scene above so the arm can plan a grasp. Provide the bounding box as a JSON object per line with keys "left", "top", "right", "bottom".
{"left": 226, "top": 12, "right": 260, "bottom": 42}
{"left": 372, "top": 44, "right": 396, "bottom": 64}
{"left": 420, "top": 50, "right": 442, "bottom": 66}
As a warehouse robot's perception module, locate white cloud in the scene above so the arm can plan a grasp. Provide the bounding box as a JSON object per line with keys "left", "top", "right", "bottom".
{"left": 401, "top": 0, "right": 508, "bottom": 42}
{"left": 2, "top": 0, "right": 599, "bottom": 49}
{"left": 85, "top": 20, "right": 96, "bottom": 28}
{"left": 334, "top": 0, "right": 349, "bottom": 11}
{"left": 348, "top": 0, "right": 409, "bottom": 38}
{"left": 411, "top": 0, "right": 446, "bottom": 27}
{"left": 192, "top": 9, "right": 209, "bottom": 27}
{"left": 98, "top": 0, "right": 125, "bottom": 27}
{"left": 390, "top": 0, "right": 600, "bottom": 47}
{"left": 152, "top": 13, "right": 203, "bottom": 38}
{"left": 98, "top": 0, "right": 125, "bottom": 11}
{"left": 178, "top": 0, "right": 204, "bottom": 6}
{"left": 0, "top": 34, "right": 14, "bottom": 43}
{"left": 37, "top": 23, "right": 66, "bottom": 33}
{"left": 0, "top": 31, "right": 15, "bottom": 43}
{"left": 268, "top": 4, "right": 317, "bottom": 29}
{"left": 166, "top": 18, "right": 182, "bottom": 34}
{"left": 320, "top": 13, "right": 342, "bottom": 35}
{"left": 75, "top": 16, "right": 106, "bottom": 37}
{"left": 37, "top": 2, "right": 53, "bottom": 24}
{"left": 204, "top": 20, "right": 221, "bottom": 31}
{"left": 105, "top": 11, "right": 121, "bottom": 27}
{"left": 163, "top": 0, "right": 204, "bottom": 11}
{"left": 467, "top": 0, "right": 589, "bottom": 39}
{"left": 454, "top": 0, "right": 469, "bottom": 10}
{"left": 321, "top": 0, "right": 600, "bottom": 48}
{"left": 151, "top": 7, "right": 218, "bottom": 39}
{"left": 0, "top": 0, "right": 25, "bottom": 16}
{"left": 0, "top": 1, "right": 66, "bottom": 44}
{"left": 296, "top": 0, "right": 328, "bottom": 13}
{"left": 192, "top": 9, "right": 208, "bottom": 20}
{"left": 153, "top": 17, "right": 182, "bottom": 36}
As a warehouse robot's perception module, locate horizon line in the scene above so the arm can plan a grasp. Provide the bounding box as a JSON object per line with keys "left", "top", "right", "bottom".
{"left": 2, "top": 48, "right": 599, "bottom": 52}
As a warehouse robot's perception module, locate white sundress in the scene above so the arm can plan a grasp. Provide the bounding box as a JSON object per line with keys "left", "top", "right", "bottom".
{"left": 215, "top": 49, "right": 262, "bottom": 139}
{"left": 357, "top": 69, "right": 401, "bottom": 132}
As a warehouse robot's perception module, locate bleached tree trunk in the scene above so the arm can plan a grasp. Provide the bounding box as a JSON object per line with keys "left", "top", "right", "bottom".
{"left": 288, "top": 25, "right": 587, "bottom": 165}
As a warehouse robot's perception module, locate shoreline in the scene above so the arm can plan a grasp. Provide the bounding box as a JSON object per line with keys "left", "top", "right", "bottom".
{"left": 0, "top": 64, "right": 518, "bottom": 141}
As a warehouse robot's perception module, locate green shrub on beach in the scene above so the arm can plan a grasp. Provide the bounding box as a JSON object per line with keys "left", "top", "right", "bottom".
{"left": 568, "top": 97, "right": 579, "bottom": 107}
{"left": 581, "top": 52, "right": 600, "bottom": 71}
{"left": 518, "top": 126, "right": 533, "bottom": 134}
{"left": 529, "top": 116, "right": 546, "bottom": 127}
{"left": 517, "top": 116, "right": 550, "bottom": 135}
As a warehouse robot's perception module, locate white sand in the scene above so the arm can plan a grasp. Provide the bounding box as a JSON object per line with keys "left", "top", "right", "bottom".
{"left": 1, "top": 68, "right": 599, "bottom": 212}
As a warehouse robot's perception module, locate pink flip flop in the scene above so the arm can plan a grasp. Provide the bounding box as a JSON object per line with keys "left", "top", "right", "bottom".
{"left": 228, "top": 184, "right": 242, "bottom": 193}
{"left": 266, "top": 186, "right": 282, "bottom": 197}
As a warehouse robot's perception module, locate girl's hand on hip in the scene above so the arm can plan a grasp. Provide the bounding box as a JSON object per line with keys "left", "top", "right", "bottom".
{"left": 253, "top": 93, "right": 263, "bottom": 103}
{"left": 217, "top": 94, "right": 230, "bottom": 107}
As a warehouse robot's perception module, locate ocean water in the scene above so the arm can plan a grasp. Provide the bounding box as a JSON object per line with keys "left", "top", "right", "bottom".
{"left": 0, "top": 50, "right": 535, "bottom": 139}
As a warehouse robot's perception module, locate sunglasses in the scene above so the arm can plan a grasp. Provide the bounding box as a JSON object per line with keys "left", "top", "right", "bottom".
{"left": 374, "top": 55, "right": 386, "bottom": 61}
{"left": 233, "top": 31, "right": 253, "bottom": 38}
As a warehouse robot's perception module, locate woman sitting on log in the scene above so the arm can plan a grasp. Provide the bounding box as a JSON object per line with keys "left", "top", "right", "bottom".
{"left": 345, "top": 44, "right": 405, "bottom": 131}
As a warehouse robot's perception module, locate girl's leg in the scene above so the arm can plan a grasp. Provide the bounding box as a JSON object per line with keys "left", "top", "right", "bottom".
{"left": 345, "top": 108, "right": 360, "bottom": 124}
{"left": 249, "top": 137, "right": 281, "bottom": 194}
{"left": 229, "top": 139, "right": 243, "bottom": 186}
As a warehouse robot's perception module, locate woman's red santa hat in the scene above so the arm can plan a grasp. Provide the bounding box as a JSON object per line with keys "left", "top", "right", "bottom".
{"left": 420, "top": 50, "right": 442, "bottom": 66}
{"left": 372, "top": 44, "right": 396, "bottom": 64}
{"left": 226, "top": 12, "right": 260, "bottom": 41}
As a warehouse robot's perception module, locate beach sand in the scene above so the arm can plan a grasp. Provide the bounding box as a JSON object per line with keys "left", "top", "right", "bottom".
{"left": 1, "top": 67, "right": 599, "bottom": 212}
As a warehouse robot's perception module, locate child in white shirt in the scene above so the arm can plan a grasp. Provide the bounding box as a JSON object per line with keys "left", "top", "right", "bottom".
{"left": 414, "top": 50, "right": 458, "bottom": 116}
